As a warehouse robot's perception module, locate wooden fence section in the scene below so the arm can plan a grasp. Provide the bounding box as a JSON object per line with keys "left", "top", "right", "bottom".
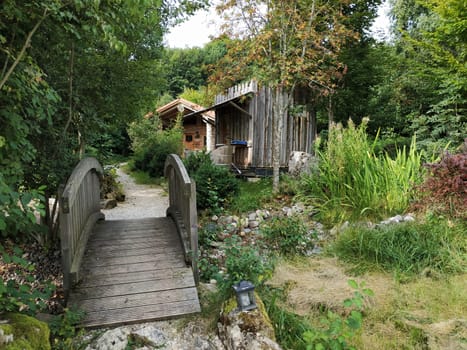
{"left": 164, "top": 154, "right": 199, "bottom": 284}
{"left": 59, "top": 157, "right": 104, "bottom": 299}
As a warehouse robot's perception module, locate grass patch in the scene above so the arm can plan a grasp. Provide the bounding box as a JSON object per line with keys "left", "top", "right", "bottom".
{"left": 228, "top": 178, "right": 273, "bottom": 213}
{"left": 300, "top": 119, "right": 423, "bottom": 224}
{"left": 330, "top": 217, "right": 466, "bottom": 276}
{"left": 121, "top": 162, "right": 166, "bottom": 186}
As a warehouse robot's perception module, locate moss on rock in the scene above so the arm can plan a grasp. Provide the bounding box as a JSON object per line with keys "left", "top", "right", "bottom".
{"left": 0, "top": 313, "right": 51, "bottom": 350}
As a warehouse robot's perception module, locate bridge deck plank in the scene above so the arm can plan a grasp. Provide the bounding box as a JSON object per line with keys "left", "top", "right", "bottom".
{"left": 68, "top": 217, "right": 200, "bottom": 328}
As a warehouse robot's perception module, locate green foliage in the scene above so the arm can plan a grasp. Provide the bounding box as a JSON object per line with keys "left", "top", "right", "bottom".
{"left": 101, "top": 166, "right": 124, "bottom": 201}
{"left": 330, "top": 217, "right": 467, "bottom": 275}
{"left": 262, "top": 217, "right": 314, "bottom": 256}
{"left": 262, "top": 280, "right": 373, "bottom": 350}
{"left": 0, "top": 176, "right": 46, "bottom": 239}
{"left": 49, "top": 308, "right": 85, "bottom": 350}
{"left": 128, "top": 116, "right": 183, "bottom": 178}
{"left": 0, "top": 246, "right": 55, "bottom": 315}
{"left": 300, "top": 120, "right": 423, "bottom": 223}
{"left": 220, "top": 235, "right": 274, "bottom": 290}
{"left": 302, "top": 280, "right": 373, "bottom": 350}
{"left": 184, "top": 151, "right": 239, "bottom": 211}
{"left": 228, "top": 178, "right": 273, "bottom": 213}
{"left": 414, "top": 144, "right": 467, "bottom": 219}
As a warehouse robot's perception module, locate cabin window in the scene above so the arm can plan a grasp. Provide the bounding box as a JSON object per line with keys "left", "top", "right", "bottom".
{"left": 185, "top": 135, "right": 193, "bottom": 142}
{"left": 204, "top": 136, "right": 207, "bottom": 146}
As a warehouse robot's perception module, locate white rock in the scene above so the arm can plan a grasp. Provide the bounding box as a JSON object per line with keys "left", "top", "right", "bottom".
{"left": 131, "top": 325, "right": 167, "bottom": 348}
{"left": 86, "top": 328, "right": 129, "bottom": 350}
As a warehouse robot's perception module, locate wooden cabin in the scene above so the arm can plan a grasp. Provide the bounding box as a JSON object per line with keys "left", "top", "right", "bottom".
{"left": 156, "top": 98, "right": 216, "bottom": 153}
{"left": 185, "top": 81, "right": 317, "bottom": 175}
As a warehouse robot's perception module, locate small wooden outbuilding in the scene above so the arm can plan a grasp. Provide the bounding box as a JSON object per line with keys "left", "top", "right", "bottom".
{"left": 156, "top": 98, "right": 216, "bottom": 153}
{"left": 186, "top": 81, "right": 317, "bottom": 175}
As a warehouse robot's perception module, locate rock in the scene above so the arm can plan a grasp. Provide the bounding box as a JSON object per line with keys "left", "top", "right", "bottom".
{"left": 212, "top": 215, "right": 219, "bottom": 222}
{"left": 248, "top": 220, "right": 259, "bottom": 229}
{"left": 130, "top": 325, "right": 167, "bottom": 348}
{"left": 248, "top": 212, "right": 257, "bottom": 221}
{"left": 219, "top": 216, "right": 233, "bottom": 225}
{"left": 288, "top": 151, "right": 315, "bottom": 176}
{"left": 85, "top": 328, "right": 129, "bottom": 350}
{"left": 403, "top": 214, "right": 415, "bottom": 222}
{"left": 0, "top": 313, "right": 51, "bottom": 350}
{"left": 218, "top": 295, "right": 282, "bottom": 350}
{"left": 101, "top": 199, "right": 117, "bottom": 209}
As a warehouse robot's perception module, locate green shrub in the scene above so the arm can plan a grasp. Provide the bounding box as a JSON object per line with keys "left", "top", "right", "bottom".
{"left": 0, "top": 175, "right": 45, "bottom": 239}
{"left": 302, "top": 280, "right": 373, "bottom": 350}
{"left": 300, "top": 119, "right": 423, "bottom": 223}
{"left": 185, "top": 151, "right": 239, "bottom": 211}
{"left": 261, "top": 217, "right": 314, "bottom": 256}
{"left": 330, "top": 217, "right": 466, "bottom": 275}
{"left": 128, "top": 115, "right": 182, "bottom": 178}
{"left": 262, "top": 280, "right": 372, "bottom": 350}
{"left": 49, "top": 307, "right": 85, "bottom": 350}
{"left": 220, "top": 235, "right": 274, "bottom": 290}
{"left": 0, "top": 245, "right": 55, "bottom": 315}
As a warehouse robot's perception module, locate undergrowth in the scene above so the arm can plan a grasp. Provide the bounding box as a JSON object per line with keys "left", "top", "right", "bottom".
{"left": 330, "top": 216, "right": 466, "bottom": 276}
{"left": 300, "top": 119, "right": 423, "bottom": 224}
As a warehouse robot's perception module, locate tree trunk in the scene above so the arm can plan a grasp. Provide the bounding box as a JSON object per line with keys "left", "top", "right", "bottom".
{"left": 272, "top": 86, "right": 289, "bottom": 193}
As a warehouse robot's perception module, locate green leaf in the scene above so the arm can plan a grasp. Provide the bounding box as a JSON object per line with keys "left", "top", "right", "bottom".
{"left": 347, "top": 279, "right": 358, "bottom": 289}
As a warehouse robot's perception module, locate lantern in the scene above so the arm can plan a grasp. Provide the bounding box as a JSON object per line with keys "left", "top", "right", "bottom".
{"left": 233, "top": 280, "right": 257, "bottom": 311}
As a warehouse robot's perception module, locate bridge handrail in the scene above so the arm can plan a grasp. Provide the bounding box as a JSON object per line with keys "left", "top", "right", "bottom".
{"left": 59, "top": 157, "right": 104, "bottom": 300}
{"left": 164, "top": 154, "right": 199, "bottom": 285}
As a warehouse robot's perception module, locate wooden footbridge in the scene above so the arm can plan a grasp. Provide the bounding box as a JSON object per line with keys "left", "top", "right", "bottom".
{"left": 58, "top": 155, "right": 200, "bottom": 328}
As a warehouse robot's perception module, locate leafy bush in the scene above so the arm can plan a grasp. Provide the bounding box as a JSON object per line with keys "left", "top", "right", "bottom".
{"left": 184, "top": 151, "right": 239, "bottom": 211}
{"left": 0, "top": 174, "right": 45, "bottom": 239}
{"left": 128, "top": 116, "right": 183, "bottom": 178}
{"left": 302, "top": 280, "right": 373, "bottom": 350}
{"left": 331, "top": 217, "right": 466, "bottom": 275}
{"left": 261, "top": 217, "right": 314, "bottom": 256}
{"left": 263, "top": 280, "right": 373, "bottom": 350}
{"left": 49, "top": 307, "right": 85, "bottom": 350}
{"left": 0, "top": 245, "right": 55, "bottom": 315}
{"left": 414, "top": 144, "right": 467, "bottom": 219}
{"left": 300, "top": 119, "right": 423, "bottom": 223}
{"left": 220, "top": 235, "right": 274, "bottom": 290}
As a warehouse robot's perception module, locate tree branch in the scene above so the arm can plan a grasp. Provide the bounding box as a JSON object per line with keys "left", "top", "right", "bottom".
{"left": 0, "top": 8, "right": 48, "bottom": 91}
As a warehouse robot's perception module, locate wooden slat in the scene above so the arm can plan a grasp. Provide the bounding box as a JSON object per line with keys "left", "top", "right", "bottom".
{"left": 77, "top": 267, "right": 192, "bottom": 288}
{"left": 70, "top": 216, "right": 200, "bottom": 327}
{"left": 80, "top": 299, "right": 200, "bottom": 328}
{"left": 71, "top": 287, "right": 199, "bottom": 312}
{"left": 79, "top": 259, "right": 187, "bottom": 276}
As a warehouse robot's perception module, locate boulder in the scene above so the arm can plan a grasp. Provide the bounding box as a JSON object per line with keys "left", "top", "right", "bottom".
{"left": 288, "top": 152, "right": 317, "bottom": 176}
{"left": 218, "top": 295, "right": 282, "bottom": 350}
{"left": 0, "top": 313, "right": 51, "bottom": 350}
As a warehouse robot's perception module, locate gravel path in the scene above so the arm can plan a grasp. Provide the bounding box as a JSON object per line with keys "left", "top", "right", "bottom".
{"left": 102, "top": 165, "right": 169, "bottom": 220}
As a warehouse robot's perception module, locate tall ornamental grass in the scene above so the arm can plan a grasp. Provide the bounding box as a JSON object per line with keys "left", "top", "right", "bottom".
{"left": 301, "top": 119, "right": 423, "bottom": 223}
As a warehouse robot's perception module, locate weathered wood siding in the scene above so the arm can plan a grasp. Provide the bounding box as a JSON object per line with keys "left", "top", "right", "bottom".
{"left": 215, "top": 83, "right": 316, "bottom": 169}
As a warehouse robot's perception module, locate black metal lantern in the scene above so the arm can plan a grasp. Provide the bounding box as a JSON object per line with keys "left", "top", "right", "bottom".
{"left": 233, "top": 280, "right": 257, "bottom": 311}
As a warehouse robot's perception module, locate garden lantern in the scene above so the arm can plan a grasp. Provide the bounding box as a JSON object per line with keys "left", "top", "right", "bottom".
{"left": 233, "top": 280, "right": 257, "bottom": 311}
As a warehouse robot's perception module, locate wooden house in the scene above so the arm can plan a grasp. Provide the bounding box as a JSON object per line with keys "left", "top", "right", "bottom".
{"left": 185, "top": 81, "right": 317, "bottom": 175}
{"left": 156, "top": 98, "right": 215, "bottom": 153}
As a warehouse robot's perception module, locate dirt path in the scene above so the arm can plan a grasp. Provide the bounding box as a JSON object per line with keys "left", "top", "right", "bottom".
{"left": 102, "top": 165, "right": 169, "bottom": 220}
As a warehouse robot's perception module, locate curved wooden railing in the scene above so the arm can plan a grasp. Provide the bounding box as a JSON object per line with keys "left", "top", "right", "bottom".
{"left": 164, "top": 154, "right": 199, "bottom": 285}
{"left": 59, "top": 157, "right": 104, "bottom": 300}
